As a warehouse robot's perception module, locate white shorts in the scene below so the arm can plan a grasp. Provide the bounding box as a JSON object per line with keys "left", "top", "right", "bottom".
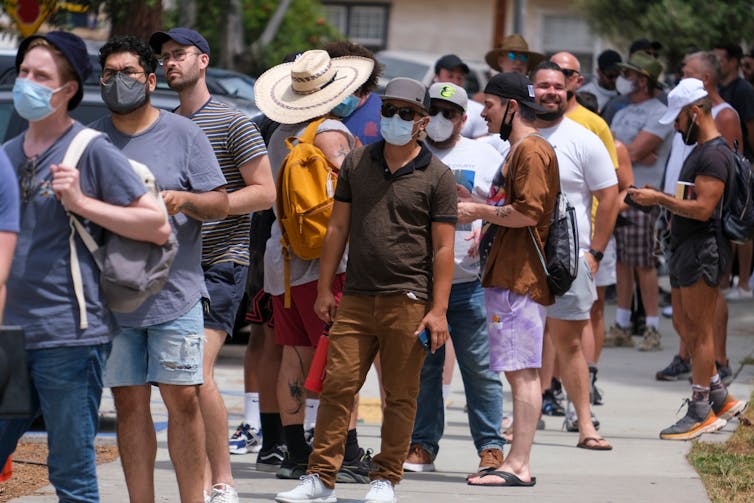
{"left": 594, "top": 237, "right": 617, "bottom": 287}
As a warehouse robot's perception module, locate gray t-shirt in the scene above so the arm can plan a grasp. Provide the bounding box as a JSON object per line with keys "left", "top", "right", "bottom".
{"left": 4, "top": 122, "right": 146, "bottom": 349}
{"left": 91, "top": 110, "right": 227, "bottom": 327}
{"left": 264, "top": 119, "right": 353, "bottom": 296}
{"left": 611, "top": 98, "right": 673, "bottom": 188}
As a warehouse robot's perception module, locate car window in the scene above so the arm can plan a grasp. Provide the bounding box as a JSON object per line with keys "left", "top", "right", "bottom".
{"left": 0, "top": 102, "right": 16, "bottom": 141}
{"left": 208, "top": 75, "right": 255, "bottom": 102}
{"left": 377, "top": 56, "right": 430, "bottom": 83}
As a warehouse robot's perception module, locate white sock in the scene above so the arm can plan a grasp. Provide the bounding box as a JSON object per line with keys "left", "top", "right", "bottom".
{"left": 304, "top": 398, "right": 319, "bottom": 431}
{"left": 442, "top": 384, "right": 451, "bottom": 403}
{"left": 645, "top": 316, "right": 659, "bottom": 330}
{"left": 615, "top": 308, "right": 632, "bottom": 328}
{"left": 243, "top": 392, "right": 261, "bottom": 429}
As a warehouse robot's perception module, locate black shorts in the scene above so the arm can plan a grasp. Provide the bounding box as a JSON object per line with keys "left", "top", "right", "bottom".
{"left": 669, "top": 235, "right": 730, "bottom": 288}
{"left": 246, "top": 288, "right": 274, "bottom": 327}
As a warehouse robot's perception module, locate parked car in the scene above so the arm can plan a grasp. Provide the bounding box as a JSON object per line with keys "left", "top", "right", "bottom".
{"left": 375, "top": 50, "right": 490, "bottom": 96}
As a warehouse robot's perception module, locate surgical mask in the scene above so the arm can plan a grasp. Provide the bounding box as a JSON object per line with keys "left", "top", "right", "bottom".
{"left": 101, "top": 73, "right": 148, "bottom": 114}
{"left": 682, "top": 112, "right": 699, "bottom": 145}
{"left": 331, "top": 94, "right": 360, "bottom": 118}
{"left": 425, "top": 113, "right": 454, "bottom": 142}
{"left": 615, "top": 75, "right": 634, "bottom": 95}
{"left": 12, "top": 78, "right": 65, "bottom": 121}
{"left": 499, "top": 100, "right": 515, "bottom": 141}
{"left": 380, "top": 115, "right": 418, "bottom": 146}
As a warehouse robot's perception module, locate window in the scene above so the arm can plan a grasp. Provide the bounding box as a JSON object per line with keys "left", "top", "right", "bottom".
{"left": 542, "top": 15, "right": 595, "bottom": 74}
{"left": 323, "top": 2, "right": 390, "bottom": 51}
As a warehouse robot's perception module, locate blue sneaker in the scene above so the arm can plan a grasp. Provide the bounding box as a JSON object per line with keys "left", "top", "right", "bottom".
{"left": 229, "top": 422, "right": 262, "bottom": 455}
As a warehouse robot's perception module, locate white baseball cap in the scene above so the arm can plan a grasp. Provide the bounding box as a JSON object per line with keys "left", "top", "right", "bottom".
{"left": 659, "top": 78, "right": 709, "bottom": 125}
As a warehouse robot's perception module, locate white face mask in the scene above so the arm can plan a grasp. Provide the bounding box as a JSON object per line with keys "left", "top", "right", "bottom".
{"left": 425, "top": 113, "right": 454, "bottom": 142}
{"left": 615, "top": 75, "right": 635, "bottom": 95}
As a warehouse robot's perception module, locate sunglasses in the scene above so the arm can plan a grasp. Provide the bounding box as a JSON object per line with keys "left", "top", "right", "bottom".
{"left": 381, "top": 102, "right": 419, "bottom": 121}
{"left": 507, "top": 52, "right": 529, "bottom": 63}
{"left": 18, "top": 157, "right": 37, "bottom": 203}
{"left": 562, "top": 68, "right": 580, "bottom": 78}
{"left": 429, "top": 106, "right": 461, "bottom": 120}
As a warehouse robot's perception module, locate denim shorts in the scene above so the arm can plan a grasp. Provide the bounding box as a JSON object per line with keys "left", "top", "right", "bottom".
{"left": 103, "top": 301, "right": 204, "bottom": 386}
{"left": 547, "top": 254, "right": 598, "bottom": 321}
{"left": 203, "top": 261, "right": 249, "bottom": 336}
{"left": 484, "top": 288, "right": 546, "bottom": 372}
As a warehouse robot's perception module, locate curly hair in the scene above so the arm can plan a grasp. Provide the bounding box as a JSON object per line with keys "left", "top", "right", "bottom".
{"left": 322, "top": 40, "right": 383, "bottom": 96}
{"left": 99, "top": 35, "right": 158, "bottom": 74}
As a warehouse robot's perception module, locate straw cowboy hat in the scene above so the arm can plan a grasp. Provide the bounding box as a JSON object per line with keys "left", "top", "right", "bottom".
{"left": 254, "top": 49, "right": 374, "bottom": 124}
{"left": 484, "top": 34, "right": 545, "bottom": 72}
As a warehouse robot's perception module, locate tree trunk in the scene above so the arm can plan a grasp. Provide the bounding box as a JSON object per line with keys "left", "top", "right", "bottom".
{"left": 222, "top": 0, "right": 244, "bottom": 69}
{"left": 108, "top": 0, "right": 163, "bottom": 40}
{"left": 177, "top": 0, "right": 196, "bottom": 27}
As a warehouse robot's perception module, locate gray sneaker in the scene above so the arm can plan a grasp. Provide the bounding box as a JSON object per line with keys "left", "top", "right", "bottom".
{"left": 604, "top": 324, "right": 634, "bottom": 347}
{"left": 656, "top": 355, "right": 691, "bottom": 381}
{"left": 660, "top": 399, "right": 726, "bottom": 440}
{"left": 563, "top": 401, "right": 600, "bottom": 432}
{"left": 638, "top": 326, "right": 662, "bottom": 352}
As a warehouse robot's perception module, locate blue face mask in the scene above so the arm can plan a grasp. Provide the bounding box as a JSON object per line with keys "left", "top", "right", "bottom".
{"left": 331, "top": 94, "right": 360, "bottom": 118}
{"left": 380, "top": 115, "right": 418, "bottom": 146}
{"left": 12, "top": 78, "right": 66, "bottom": 122}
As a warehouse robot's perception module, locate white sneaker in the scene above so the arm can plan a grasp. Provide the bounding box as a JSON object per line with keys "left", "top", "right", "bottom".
{"left": 275, "top": 474, "right": 336, "bottom": 503}
{"left": 204, "top": 490, "right": 211, "bottom": 503}
{"left": 364, "top": 479, "right": 396, "bottom": 503}
{"left": 725, "top": 287, "right": 753, "bottom": 302}
{"left": 210, "top": 483, "right": 238, "bottom": 503}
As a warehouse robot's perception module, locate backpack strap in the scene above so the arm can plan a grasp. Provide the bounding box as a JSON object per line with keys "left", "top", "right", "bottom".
{"left": 64, "top": 128, "right": 104, "bottom": 329}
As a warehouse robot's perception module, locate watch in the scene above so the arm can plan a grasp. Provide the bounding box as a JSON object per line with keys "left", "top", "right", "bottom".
{"left": 588, "top": 248, "right": 604, "bottom": 262}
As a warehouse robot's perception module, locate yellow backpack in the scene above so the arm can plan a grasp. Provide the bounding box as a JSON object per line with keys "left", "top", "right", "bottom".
{"left": 276, "top": 118, "right": 337, "bottom": 307}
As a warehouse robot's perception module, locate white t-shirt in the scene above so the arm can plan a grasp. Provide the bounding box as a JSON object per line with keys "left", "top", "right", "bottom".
{"left": 427, "top": 137, "right": 503, "bottom": 283}
{"left": 611, "top": 97, "right": 674, "bottom": 188}
{"left": 538, "top": 117, "right": 618, "bottom": 251}
{"left": 662, "top": 101, "right": 738, "bottom": 195}
{"left": 579, "top": 81, "right": 618, "bottom": 113}
{"left": 461, "top": 100, "right": 489, "bottom": 139}
{"left": 477, "top": 133, "right": 511, "bottom": 158}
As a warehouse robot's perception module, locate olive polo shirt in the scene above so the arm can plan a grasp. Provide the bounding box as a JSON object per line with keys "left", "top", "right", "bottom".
{"left": 334, "top": 140, "right": 458, "bottom": 300}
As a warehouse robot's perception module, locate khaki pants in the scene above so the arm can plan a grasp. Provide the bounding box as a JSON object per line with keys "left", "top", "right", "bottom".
{"left": 307, "top": 293, "right": 428, "bottom": 487}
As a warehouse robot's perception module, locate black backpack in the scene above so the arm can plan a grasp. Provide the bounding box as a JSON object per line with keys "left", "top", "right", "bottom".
{"left": 722, "top": 142, "right": 754, "bottom": 244}
{"left": 529, "top": 192, "right": 580, "bottom": 296}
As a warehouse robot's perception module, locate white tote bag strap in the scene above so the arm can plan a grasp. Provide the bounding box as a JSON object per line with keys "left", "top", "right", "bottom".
{"left": 64, "top": 128, "right": 103, "bottom": 330}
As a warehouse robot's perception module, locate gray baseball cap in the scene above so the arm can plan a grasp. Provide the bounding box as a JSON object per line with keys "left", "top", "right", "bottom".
{"left": 429, "top": 82, "right": 468, "bottom": 112}
{"left": 382, "top": 77, "right": 430, "bottom": 112}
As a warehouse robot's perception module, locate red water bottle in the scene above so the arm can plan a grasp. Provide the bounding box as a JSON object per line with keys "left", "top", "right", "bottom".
{"left": 0, "top": 455, "right": 11, "bottom": 482}
{"left": 305, "top": 334, "right": 329, "bottom": 393}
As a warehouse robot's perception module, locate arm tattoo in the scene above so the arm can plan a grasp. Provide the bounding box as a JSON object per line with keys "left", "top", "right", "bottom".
{"left": 495, "top": 205, "right": 513, "bottom": 219}
{"left": 179, "top": 201, "right": 213, "bottom": 220}
{"left": 335, "top": 145, "right": 350, "bottom": 159}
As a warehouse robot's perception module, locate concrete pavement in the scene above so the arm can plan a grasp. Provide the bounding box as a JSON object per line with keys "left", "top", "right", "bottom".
{"left": 11, "top": 296, "right": 754, "bottom": 502}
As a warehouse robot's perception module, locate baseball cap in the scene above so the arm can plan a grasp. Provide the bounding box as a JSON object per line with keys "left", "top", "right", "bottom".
{"left": 382, "top": 77, "right": 430, "bottom": 112}
{"left": 597, "top": 49, "right": 622, "bottom": 72}
{"left": 483, "top": 72, "right": 546, "bottom": 112}
{"left": 16, "top": 31, "right": 93, "bottom": 110}
{"left": 630, "top": 38, "right": 662, "bottom": 55}
{"left": 434, "top": 54, "right": 469, "bottom": 76}
{"left": 149, "top": 27, "right": 210, "bottom": 56}
{"left": 429, "top": 82, "right": 468, "bottom": 112}
{"left": 659, "top": 78, "right": 708, "bottom": 124}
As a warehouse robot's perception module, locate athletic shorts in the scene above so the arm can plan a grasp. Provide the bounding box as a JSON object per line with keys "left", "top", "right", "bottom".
{"left": 103, "top": 301, "right": 204, "bottom": 387}
{"left": 547, "top": 254, "right": 598, "bottom": 321}
{"left": 669, "top": 235, "right": 730, "bottom": 289}
{"left": 246, "top": 288, "right": 274, "bottom": 327}
{"left": 615, "top": 207, "right": 660, "bottom": 267}
{"left": 272, "top": 273, "right": 345, "bottom": 347}
{"left": 203, "top": 261, "right": 249, "bottom": 336}
{"left": 484, "top": 288, "right": 546, "bottom": 372}
{"left": 594, "top": 236, "right": 617, "bottom": 287}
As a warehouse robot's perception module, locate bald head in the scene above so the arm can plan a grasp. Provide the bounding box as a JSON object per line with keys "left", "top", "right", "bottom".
{"left": 550, "top": 51, "right": 583, "bottom": 93}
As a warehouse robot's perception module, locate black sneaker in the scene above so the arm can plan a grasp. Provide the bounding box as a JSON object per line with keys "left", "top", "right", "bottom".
{"left": 589, "top": 366, "right": 603, "bottom": 406}
{"left": 551, "top": 377, "right": 565, "bottom": 401}
{"left": 656, "top": 355, "right": 691, "bottom": 381}
{"left": 256, "top": 444, "right": 286, "bottom": 473}
{"left": 716, "top": 360, "right": 733, "bottom": 386}
{"left": 276, "top": 451, "right": 309, "bottom": 479}
{"left": 336, "top": 448, "right": 373, "bottom": 483}
{"left": 542, "top": 389, "right": 565, "bottom": 416}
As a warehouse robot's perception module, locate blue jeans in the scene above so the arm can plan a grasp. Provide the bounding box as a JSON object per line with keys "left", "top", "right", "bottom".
{"left": 0, "top": 344, "right": 109, "bottom": 503}
{"left": 411, "top": 279, "right": 505, "bottom": 458}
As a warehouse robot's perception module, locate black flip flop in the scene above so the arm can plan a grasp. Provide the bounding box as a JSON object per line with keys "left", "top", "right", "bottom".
{"left": 467, "top": 470, "right": 536, "bottom": 487}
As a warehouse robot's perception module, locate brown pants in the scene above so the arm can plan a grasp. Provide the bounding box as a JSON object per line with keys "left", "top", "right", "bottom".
{"left": 307, "top": 293, "right": 428, "bottom": 487}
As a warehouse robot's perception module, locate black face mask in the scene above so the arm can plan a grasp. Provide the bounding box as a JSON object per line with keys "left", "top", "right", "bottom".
{"left": 536, "top": 110, "right": 563, "bottom": 122}
{"left": 682, "top": 113, "right": 699, "bottom": 146}
{"left": 499, "top": 100, "right": 515, "bottom": 141}
{"left": 566, "top": 90, "right": 575, "bottom": 102}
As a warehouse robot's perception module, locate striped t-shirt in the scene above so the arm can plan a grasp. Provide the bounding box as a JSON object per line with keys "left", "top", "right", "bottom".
{"left": 190, "top": 98, "right": 267, "bottom": 265}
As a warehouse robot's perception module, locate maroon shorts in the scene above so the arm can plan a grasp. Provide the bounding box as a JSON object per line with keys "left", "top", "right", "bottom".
{"left": 272, "top": 273, "right": 346, "bottom": 347}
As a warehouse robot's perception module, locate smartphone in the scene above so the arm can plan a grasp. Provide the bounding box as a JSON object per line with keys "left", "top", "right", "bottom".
{"left": 624, "top": 186, "right": 654, "bottom": 214}
{"left": 418, "top": 328, "right": 431, "bottom": 350}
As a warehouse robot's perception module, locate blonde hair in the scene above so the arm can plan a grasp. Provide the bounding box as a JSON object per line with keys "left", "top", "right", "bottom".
{"left": 25, "top": 39, "right": 77, "bottom": 84}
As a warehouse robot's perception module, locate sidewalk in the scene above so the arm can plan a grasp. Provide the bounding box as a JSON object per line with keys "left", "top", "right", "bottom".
{"left": 11, "top": 298, "right": 754, "bottom": 502}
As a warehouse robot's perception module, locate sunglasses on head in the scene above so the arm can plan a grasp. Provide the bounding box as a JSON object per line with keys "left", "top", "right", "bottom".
{"left": 381, "top": 102, "right": 419, "bottom": 121}
{"left": 507, "top": 52, "right": 529, "bottom": 63}
{"left": 429, "top": 106, "right": 461, "bottom": 120}
{"left": 562, "top": 68, "right": 580, "bottom": 78}
{"left": 18, "top": 157, "right": 37, "bottom": 203}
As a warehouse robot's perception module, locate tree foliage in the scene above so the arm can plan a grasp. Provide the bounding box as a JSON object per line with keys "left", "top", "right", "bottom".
{"left": 573, "top": 0, "right": 754, "bottom": 70}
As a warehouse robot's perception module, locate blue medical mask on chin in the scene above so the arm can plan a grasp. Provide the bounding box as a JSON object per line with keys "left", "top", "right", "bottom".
{"left": 331, "top": 94, "right": 360, "bottom": 118}
{"left": 13, "top": 78, "right": 66, "bottom": 121}
{"left": 380, "top": 115, "right": 418, "bottom": 146}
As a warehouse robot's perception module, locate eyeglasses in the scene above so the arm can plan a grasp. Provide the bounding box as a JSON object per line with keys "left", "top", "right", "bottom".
{"left": 158, "top": 49, "right": 202, "bottom": 66}
{"left": 429, "top": 106, "right": 461, "bottom": 120}
{"left": 381, "top": 102, "right": 419, "bottom": 121}
{"left": 100, "top": 69, "right": 147, "bottom": 85}
{"left": 562, "top": 68, "right": 581, "bottom": 78}
{"left": 507, "top": 52, "right": 529, "bottom": 63}
{"left": 19, "top": 157, "right": 37, "bottom": 203}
